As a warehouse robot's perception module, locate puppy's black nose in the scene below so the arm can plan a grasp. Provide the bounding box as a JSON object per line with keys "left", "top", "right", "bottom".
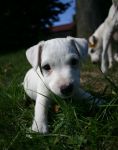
{"left": 60, "top": 83, "right": 73, "bottom": 95}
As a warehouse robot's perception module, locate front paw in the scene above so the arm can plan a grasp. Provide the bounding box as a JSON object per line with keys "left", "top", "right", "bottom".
{"left": 32, "top": 122, "right": 48, "bottom": 134}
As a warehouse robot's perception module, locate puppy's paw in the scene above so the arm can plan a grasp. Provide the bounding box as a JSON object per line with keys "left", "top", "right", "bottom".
{"left": 32, "top": 122, "right": 48, "bottom": 134}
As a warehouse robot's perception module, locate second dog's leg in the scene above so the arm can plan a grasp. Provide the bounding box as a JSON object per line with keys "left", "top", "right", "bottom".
{"left": 101, "top": 25, "right": 113, "bottom": 73}
{"left": 108, "top": 44, "right": 113, "bottom": 69}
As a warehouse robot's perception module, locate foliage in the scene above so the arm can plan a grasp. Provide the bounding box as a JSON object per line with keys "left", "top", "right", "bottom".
{"left": 0, "top": 0, "right": 70, "bottom": 51}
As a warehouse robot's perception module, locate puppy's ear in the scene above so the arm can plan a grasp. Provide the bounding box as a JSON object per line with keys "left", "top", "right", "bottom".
{"left": 26, "top": 41, "right": 45, "bottom": 69}
{"left": 88, "top": 35, "right": 97, "bottom": 48}
{"left": 67, "top": 36, "right": 88, "bottom": 60}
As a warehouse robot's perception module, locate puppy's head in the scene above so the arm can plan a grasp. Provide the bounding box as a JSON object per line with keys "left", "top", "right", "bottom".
{"left": 26, "top": 37, "right": 88, "bottom": 98}
{"left": 88, "top": 35, "right": 101, "bottom": 63}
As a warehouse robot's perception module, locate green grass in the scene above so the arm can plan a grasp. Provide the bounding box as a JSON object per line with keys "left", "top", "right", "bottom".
{"left": 0, "top": 50, "right": 118, "bottom": 150}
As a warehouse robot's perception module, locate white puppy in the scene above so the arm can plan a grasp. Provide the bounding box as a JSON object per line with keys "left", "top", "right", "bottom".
{"left": 101, "top": 1, "right": 118, "bottom": 73}
{"left": 23, "top": 37, "right": 99, "bottom": 134}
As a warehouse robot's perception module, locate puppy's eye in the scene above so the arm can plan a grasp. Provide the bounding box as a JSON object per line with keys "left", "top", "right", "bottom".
{"left": 91, "top": 49, "right": 95, "bottom": 53}
{"left": 70, "top": 58, "right": 78, "bottom": 66}
{"left": 42, "top": 64, "right": 51, "bottom": 71}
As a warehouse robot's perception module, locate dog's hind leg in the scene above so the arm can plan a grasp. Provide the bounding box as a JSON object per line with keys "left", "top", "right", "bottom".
{"left": 108, "top": 43, "right": 113, "bottom": 69}
{"left": 101, "top": 25, "right": 114, "bottom": 73}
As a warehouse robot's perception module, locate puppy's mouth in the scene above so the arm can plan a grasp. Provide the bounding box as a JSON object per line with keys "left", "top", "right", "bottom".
{"left": 50, "top": 90, "right": 74, "bottom": 100}
{"left": 50, "top": 83, "right": 75, "bottom": 99}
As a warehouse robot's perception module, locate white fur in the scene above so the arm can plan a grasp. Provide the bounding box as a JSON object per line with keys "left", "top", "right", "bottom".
{"left": 88, "top": 2, "right": 118, "bottom": 73}
{"left": 101, "top": 3, "right": 118, "bottom": 73}
{"left": 23, "top": 37, "right": 97, "bottom": 134}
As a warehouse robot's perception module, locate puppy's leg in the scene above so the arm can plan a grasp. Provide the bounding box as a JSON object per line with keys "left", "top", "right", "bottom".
{"left": 101, "top": 25, "right": 113, "bottom": 73}
{"left": 32, "top": 95, "right": 49, "bottom": 133}
{"left": 108, "top": 44, "right": 113, "bottom": 69}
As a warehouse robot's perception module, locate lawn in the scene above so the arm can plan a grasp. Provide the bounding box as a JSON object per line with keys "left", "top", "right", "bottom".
{"left": 0, "top": 50, "right": 118, "bottom": 150}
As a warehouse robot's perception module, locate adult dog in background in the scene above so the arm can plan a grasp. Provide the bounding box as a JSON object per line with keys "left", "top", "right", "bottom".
{"left": 23, "top": 37, "right": 100, "bottom": 134}
{"left": 88, "top": 23, "right": 118, "bottom": 68}
{"left": 88, "top": 0, "right": 118, "bottom": 73}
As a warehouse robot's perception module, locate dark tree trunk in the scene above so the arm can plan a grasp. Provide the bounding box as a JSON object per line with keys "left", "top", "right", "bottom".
{"left": 76, "top": 0, "right": 111, "bottom": 38}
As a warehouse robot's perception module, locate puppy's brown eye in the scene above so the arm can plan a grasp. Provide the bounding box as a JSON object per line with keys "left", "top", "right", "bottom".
{"left": 70, "top": 58, "right": 78, "bottom": 66}
{"left": 42, "top": 64, "right": 51, "bottom": 71}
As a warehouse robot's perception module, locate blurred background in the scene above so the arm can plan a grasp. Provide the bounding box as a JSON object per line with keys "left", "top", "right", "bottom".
{"left": 0, "top": 0, "right": 111, "bottom": 53}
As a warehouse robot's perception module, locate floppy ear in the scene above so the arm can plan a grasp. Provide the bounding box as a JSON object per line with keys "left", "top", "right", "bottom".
{"left": 67, "top": 36, "right": 88, "bottom": 60}
{"left": 26, "top": 41, "right": 45, "bottom": 69}
{"left": 88, "top": 35, "right": 97, "bottom": 48}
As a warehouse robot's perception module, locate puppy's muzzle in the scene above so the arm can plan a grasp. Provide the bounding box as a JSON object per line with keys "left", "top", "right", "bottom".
{"left": 60, "top": 83, "right": 73, "bottom": 96}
